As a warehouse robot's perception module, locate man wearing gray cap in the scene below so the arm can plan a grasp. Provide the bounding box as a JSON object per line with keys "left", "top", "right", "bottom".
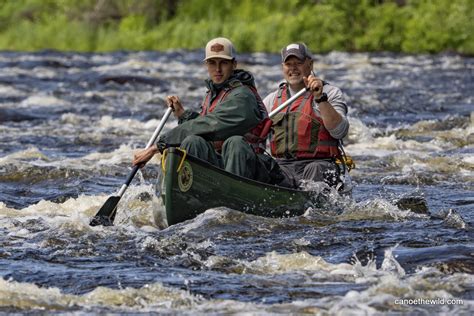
{"left": 263, "top": 43, "right": 350, "bottom": 190}
{"left": 133, "top": 37, "right": 280, "bottom": 183}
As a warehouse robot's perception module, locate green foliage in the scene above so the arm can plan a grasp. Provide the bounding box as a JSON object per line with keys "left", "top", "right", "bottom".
{"left": 354, "top": 2, "right": 409, "bottom": 51}
{"left": 402, "top": 0, "right": 474, "bottom": 53}
{"left": 0, "top": 0, "right": 472, "bottom": 54}
{"left": 0, "top": 14, "right": 94, "bottom": 51}
{"left": 292, "top": 4, "right": 351, "bottom": 52}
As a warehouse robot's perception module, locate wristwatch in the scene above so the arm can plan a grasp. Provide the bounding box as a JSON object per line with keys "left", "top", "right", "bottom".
{"left": 315, "top": 92, "right": 328, "bottom": 103}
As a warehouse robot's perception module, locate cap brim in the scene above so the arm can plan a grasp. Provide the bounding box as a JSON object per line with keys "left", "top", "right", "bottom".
{"left": 204, "top": 55, "right": 234, "bottom": 61}
{"left": 283, "top": 52, "right": 306, "bottom": 62}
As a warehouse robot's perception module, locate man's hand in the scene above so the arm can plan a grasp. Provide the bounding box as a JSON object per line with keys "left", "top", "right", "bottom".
{"left": 303, "top": 75, "right": 324, "bottom": 98}
{"left": 166, "top": 95, "right": 185, "bottom": 118}
{"left": 132, "top": 144, "right": 159, "bottom": 168}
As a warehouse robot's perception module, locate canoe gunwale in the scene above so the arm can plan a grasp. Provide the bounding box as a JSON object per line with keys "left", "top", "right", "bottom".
{"left": 165, "top": 147, "right": 308, "bottom": 193}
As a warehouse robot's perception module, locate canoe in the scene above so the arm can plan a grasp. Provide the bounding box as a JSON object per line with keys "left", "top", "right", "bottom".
{"left": 160, "top": 148, "right": 428, "bottom": 226}
{"left": 161, "top": 147, "right": 323, "bottom": 226}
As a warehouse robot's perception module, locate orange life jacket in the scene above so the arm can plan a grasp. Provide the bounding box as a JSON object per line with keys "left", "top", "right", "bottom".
{"left": 270, "top": 84, "right": 340, "bottom": 159}
{"left": 201, "top": 82, "right": 270, "bottom": 153}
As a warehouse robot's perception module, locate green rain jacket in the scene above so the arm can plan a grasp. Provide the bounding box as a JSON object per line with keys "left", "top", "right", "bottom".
{"left": 157, "top": 69, "right": 263, "bottom": 149}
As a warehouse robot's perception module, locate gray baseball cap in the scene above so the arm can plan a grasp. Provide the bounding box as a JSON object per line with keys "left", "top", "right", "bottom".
{"left": 281, "top": 43, "right": 312, "bottom": 62}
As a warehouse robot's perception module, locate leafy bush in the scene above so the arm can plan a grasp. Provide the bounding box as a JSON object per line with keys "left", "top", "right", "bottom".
{"left": 0, "top": 0, "right": 472, "bottom": 54}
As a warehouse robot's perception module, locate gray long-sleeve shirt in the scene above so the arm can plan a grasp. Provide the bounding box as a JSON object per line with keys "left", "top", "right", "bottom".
{"left": 263, "top": 83, "right": 349, "bottom": 139}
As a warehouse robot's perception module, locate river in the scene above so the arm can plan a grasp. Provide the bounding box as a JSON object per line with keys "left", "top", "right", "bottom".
{"left": 0, "top": 50, "right": 472, "bottom": 314}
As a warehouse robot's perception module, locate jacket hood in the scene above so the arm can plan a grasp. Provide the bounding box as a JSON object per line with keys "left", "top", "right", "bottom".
{"left": 230, "top": 69, "right": 256, "bottom": 87}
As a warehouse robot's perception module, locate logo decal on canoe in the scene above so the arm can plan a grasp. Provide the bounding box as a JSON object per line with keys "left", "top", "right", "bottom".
{"left": 178, "top": 161, "right": 193, "bottom": 192}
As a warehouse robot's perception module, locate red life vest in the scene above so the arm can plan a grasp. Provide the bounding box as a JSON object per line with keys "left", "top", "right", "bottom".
{"left": 270, "top": 84, "right": 340, "bottom": 159}
{"left": 201, "top": 82, "right": 270, "bottom": 153}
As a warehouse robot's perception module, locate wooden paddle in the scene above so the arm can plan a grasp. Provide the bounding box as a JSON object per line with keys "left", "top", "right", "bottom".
{"left": 89, "top": 107, "right": 173, "bottom": 226}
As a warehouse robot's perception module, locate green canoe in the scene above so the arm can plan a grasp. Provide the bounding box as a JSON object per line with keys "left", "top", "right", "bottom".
{"left": 161, "top": 147, "right": 323, "bottom": 226}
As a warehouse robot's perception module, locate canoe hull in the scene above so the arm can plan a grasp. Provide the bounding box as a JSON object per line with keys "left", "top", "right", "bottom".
{"left": 162, "top": 148, "right": 321, "bottom": 226}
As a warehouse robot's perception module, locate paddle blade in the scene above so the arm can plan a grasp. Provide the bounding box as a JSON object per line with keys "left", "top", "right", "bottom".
{"left": 89, "top": 196, "right": 121, "bottom": 226}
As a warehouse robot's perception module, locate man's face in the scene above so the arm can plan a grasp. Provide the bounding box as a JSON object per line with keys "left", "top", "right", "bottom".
{"left": 282, "top": 56, "right": 313, "bottom": 86}
{"left": 205, "top": 58, "right": 236, "bottom": 84}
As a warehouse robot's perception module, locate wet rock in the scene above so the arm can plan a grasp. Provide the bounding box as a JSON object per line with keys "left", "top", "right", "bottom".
{"left": 434, "top": 260, "right": 474, "bottom": 274}
{"left": 395, "top": 196, "right": 429, "bottom": 214}
{"left": 0, "top": 108, "right": 38, "bottom": 122}
{"left": 137, "top": 191, "right": 153, "bottom": 202}
{"left": 41, "top": 59, "right": 71, "bottom": 68}
{"left": 394, "top": 244, "right": 474, "bottom": 274}
{"left": 98, "top": 75, "right": 166, "bottom": 86}
{"left": 443, "top": 209, "right": 468, "bottom": 229}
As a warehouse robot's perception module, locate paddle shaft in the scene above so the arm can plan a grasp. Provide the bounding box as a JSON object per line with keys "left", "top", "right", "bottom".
{"left": 116, "top": 107, "right": 173, "bottom": 197}
{"left": 268, "top": 87, "right": 309, "bottom": 118}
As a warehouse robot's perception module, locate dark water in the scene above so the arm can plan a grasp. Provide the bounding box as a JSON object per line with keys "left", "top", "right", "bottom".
{"left": 0, "top": 51, "right": 472, "bottom": 314}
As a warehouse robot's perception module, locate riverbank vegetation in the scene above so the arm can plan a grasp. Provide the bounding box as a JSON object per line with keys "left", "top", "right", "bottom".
{"left": 0, "top": 0, "right": 472, "bottom": 54}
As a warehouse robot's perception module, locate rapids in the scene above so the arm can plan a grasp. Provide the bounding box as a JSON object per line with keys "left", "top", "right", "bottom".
{"left": 0, "top": 51, "right": 472, "bottom": 314}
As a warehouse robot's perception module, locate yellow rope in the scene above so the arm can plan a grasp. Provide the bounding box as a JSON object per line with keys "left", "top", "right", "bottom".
{"left": 161, "top": 149, "right": 168, "bottom": 174}
{"left": 336, "top": 155, "right": 356, "bottom": 172}
{"left": 161, "top": 148, "right": 188, "bottom": 174}
{"left": 176, "top": 148, "right": 187, "bottom": 173}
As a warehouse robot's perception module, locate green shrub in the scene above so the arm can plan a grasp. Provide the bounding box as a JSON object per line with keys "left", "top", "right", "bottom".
{"left": 0, "top": 0, "right": 472, "bottom": 54}
{"left": 402, "top": 0, "right": 473, "bottom": 53}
